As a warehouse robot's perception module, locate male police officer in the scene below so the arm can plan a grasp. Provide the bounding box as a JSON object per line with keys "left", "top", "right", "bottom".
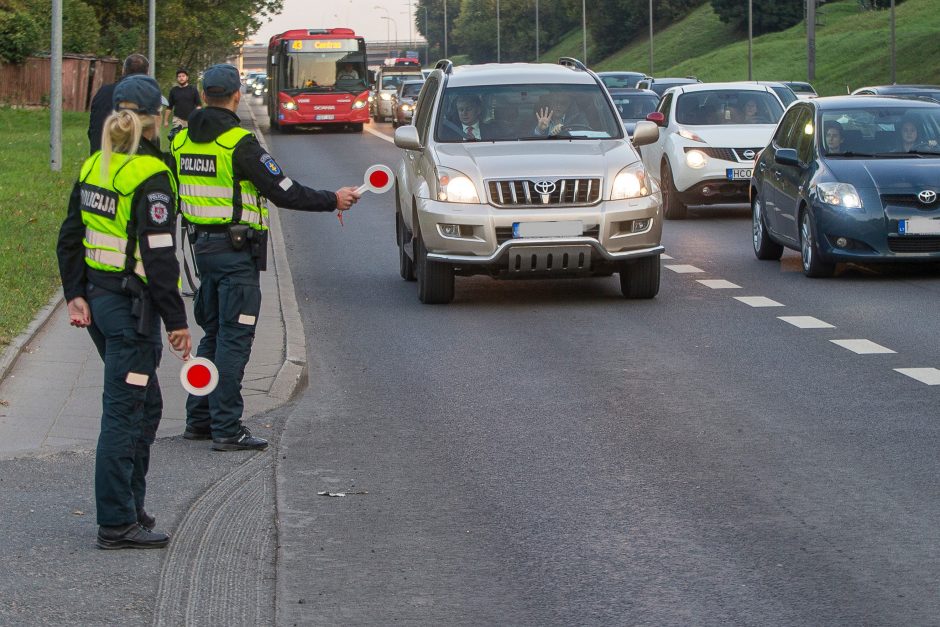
{"left": 172, "top": 63, "right": 359, "bottom": 451}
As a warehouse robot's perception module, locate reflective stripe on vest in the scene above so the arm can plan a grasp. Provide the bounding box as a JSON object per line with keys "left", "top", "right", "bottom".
{"left": 79, "top": 152, "right": 177, "bottom": 283}
{"left": 172, "top": 127, "right": 269, "bottom": 231}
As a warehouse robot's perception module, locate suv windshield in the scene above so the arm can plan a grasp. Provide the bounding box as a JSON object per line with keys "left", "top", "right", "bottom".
{"left": 435, "top": 84, "right": 623, "bottom": 142}
{"left": 676, "top": 90, "right": 783, "bottom": 125}
{"left": 400, "top": 82, "right": 423, "bottom": 98}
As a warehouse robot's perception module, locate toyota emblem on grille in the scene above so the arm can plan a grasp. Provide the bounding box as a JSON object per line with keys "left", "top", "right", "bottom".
{"left": 743, "top": 149, "right": 756, "bottom": 160}
{"left": 533, "top": 180, "right": 557, "bottom": 195}
{"left": 918, "top": 190, "right": 937, "bottom": 204}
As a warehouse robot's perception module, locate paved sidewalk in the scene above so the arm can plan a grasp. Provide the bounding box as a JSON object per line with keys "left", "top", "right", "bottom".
{"left": 0, "top": 98, "right": 306, "bottom": 458}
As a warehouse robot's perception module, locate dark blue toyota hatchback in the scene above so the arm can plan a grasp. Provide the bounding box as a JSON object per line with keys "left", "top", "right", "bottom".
{"left": 750, "top": 96, "right": 940, "bottom": 277}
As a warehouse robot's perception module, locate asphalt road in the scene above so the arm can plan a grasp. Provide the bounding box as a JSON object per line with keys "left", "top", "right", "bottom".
{"left": 256, "top": 106, "right": 940, "bottom": 625}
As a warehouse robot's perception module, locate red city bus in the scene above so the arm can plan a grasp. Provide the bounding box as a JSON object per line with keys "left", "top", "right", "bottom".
{"left": 266, "top": 28, "right": 370, "bottom": 132}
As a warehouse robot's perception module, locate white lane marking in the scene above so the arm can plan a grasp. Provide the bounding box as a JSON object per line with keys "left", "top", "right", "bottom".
{"left": 665, "top": 264, "right": 704, "bottom": 274}
{"left": 778, "top": 316, "right": 834, "bottom": 329}
{"left": 895, "top": 368, "right": 940, "bottom": 385}
{"left": 697, "top": 279, "right": 740, "bottom": 289}
{"left": 830, "top": 339, "right": 896, "bottom": 354}
{"left": 364, "top": 125, "right": 394, "bottom": 143}
{"left": 734, "top": 296, "right": 784, "bottom": 307}
{"left": 661, "top": 254, "right": 673, "bottom": 260}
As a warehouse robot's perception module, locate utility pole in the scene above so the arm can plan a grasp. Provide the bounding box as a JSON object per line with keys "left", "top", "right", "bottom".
{"left": 443, "top": 0, "right": 448, "bottom": 59}
{"left": 51, "top": 0, "right": 62, "bottom": 171}
{"left": 148, "top": 0, "right": 155, "bottom": 78}
{"left": 648, "top": 0, "right": 653, "bottom": 76}
{"left": 535, "top": 0, "right": 540, "bottom": 62}
{"left": 807, "top": 0, "right": 816, "bottom": 81}
{"left": 582, "top": 0, "right": 587, "bottom": 65}
{"left": 748, "top": 0, "right": 753, "bottom": 80}
{"left": 890, "top": 0, "right": 896, "bottom": 83}
{"left": 497, "top": 0, "right": 500, "bottom": 63}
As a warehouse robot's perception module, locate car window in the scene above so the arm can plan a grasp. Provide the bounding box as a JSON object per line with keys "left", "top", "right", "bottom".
{"left": 770, "top": 86, "right": 797, "bottom": 107}
{"left": 774, "top": 106, "right": 804, "bottom": 148}
{"left": 675, "top": 90, "right": 783, "bottom": 125}
{"left": 433, "top": 84, "right": 623, "bottom": 142}
{"left": 600, "top": 73, "right": 644, "bottom": 89}
{"left": 658, "top": 92, "right": 673, "bottom": 120}
{"left": 796, "top": 108, "right": 816, "bottom": 163}
{"left": 401, "top": 82, "right": 423, "bottom": 98}
{"left": 610, "top": 94, "right": 660, "bottom": 121}
{"left": 820, "top": 105, "right": 940, "bottom": 156}
{"left": 414, "top": 77, "right": 439, "bottom": 145}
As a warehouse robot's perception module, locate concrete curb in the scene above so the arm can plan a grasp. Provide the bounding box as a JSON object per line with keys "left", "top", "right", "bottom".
{"left": 0, "top": 292, "right": 63, "bottom": 386}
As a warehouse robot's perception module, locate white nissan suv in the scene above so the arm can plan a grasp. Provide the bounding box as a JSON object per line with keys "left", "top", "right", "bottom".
{"left": 392, "top": 59, "right": 663, "bottom": 304}
{"left": 639, "top": 82, "right": 784, "bottom": 219}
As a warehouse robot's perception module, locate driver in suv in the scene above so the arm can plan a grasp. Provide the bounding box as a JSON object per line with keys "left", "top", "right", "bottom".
{"left": 392, "top": 58, "right": 664, "bottom": 304}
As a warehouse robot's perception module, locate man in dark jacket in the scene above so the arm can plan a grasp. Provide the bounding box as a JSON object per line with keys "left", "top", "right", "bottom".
{"left": 87, "top": 54, "right": 150, "bottom": 154}
{"left": 171, "top": 63, "right": 359, "bottom": 451}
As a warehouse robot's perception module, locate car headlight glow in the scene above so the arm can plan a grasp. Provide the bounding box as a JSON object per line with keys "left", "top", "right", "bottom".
{"left": 611, "top": 163, "right": 653, "bottom": 200}
{"left": 685, "top": 149, "right": 708, "bottom": 169}
{"left": 401, "top": 104, "right": 412, "bottom": 112}
{"left": 281, "top": 100, "right": 297, "bottom": 111}
{"left": 351, "top": 99, "right": 366, "bottom": 110}
{"left": 380, "top": 92, "right": 392, "bottom": 101}
{"left": 816, "top": 182, "right": 862, "bottom": 209}
{"left": 678, "top": 128, "right": 705, "bottom": 142}
{"left": 437, "top": 169, "right": 480, "bottom": 203}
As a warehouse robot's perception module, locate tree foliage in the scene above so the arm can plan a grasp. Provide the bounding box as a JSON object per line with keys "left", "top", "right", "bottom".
{"left": 709, "top": 0, "right": 804, "bottom": 36}
{"left": 22, "top": 0, "right": 101, "bottom": 56}
{"left": 0, "top": 8, "right": 40, "bottom": 64}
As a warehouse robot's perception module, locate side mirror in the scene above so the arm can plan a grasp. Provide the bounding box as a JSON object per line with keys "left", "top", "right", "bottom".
{"left": 646, "top": 111, "right": 665, "bottom": 126}
{"left": 774, "top": 147, "right": 800, "bottom": 167}
{"left": 631, "top": 121, "right": 659, "bottom": 146}
{"left": 394, "top": 125, "right": 422, "bottom": 150}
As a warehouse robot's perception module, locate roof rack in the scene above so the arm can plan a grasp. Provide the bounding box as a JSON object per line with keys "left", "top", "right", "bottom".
{"left": 434, "top": 59, "right": 454, "bottom": 74}
{"left": 558, "top": 57, "right": 587, "bottom": 72}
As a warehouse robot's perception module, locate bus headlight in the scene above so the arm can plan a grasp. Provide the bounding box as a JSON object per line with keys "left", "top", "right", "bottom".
{"left": 281, "top": 100, "right": 297, "bottom": 111}
{"left": 352, "top": 99, "right": 367, "bottom": 110}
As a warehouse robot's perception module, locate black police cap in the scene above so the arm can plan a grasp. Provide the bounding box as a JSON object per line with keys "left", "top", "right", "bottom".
{"left": 113, "top": 75, "right": 162, "bottom": 115}
{"left": 202, "top": 64, "right": 241, "bottom": 97}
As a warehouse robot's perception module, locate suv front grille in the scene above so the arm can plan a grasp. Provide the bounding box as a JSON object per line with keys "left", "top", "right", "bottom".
{"left": 683, "top": 147, "right": 760, "bottom": 162}
{"left": 888, "top": 236, "right": 940, "bottom": 253}
{"left": 488, "top": 178, "right": 602, "bottom": 207}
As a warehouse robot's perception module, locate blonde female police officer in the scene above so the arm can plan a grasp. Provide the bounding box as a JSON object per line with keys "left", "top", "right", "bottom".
{"left": 57, "top": 75, "right": 192, "bottom": 549}
{"left": 172, "top": 63, "right": 359, "bottom": 451}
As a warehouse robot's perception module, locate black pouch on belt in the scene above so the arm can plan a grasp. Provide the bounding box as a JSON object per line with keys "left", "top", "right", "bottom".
{"left": 250, "top": 229, "right": 268, "bottom": 271}
{"left": 227, "top": 224, "right": 250, "bottom": 251}
{"left": 122, "top": 275, "right": 153, "bottom": 335}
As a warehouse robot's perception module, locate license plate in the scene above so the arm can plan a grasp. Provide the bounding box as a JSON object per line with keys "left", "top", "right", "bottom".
{"left": 726, "top": 168, "right": 753, "bottom": 180}
{"left": 315, "top": 114, "right": 335, "bottom": 120}
{"left": 900, "top": 218, "right": 940, "bottom": 235}
{"left": 512, "top": 220, "right": 583, "bottom": 238}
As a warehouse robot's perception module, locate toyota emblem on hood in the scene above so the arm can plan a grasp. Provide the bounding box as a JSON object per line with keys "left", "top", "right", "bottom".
{"left": 918, "top": 190, "right": 937, "bottom": 205}
{"left": 533, "top": 180, "right": 557, "bottom": 195}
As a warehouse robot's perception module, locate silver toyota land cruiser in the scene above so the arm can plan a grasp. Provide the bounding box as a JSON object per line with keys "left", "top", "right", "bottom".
{"left": 393, "top": 58, "right": 663, "bottom": 304}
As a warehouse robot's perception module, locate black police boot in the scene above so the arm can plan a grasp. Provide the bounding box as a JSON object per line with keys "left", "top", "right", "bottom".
{"left": 211, "top": 427, "right": 268, "bottom": 452}
{"left": 97, "top": 522, "right": 170, "bottom": 550}
{"left": 183, "top": 426, "right": 212, "bottom": 440}
{"left": 137, "top": 509, "right": 155, "bottom": 530}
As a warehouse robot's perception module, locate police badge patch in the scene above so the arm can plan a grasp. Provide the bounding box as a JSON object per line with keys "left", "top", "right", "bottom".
{"left": 260, "top": 153, "right": 282, "bottom": 176}
{"left": 149, "top": 202, "right": 169, "bottom": 225}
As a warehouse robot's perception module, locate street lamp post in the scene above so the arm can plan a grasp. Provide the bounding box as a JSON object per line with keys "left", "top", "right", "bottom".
{"left": 582, "top": 0, "right": 587, "bottom": 64}
{"left": 535, "top": 0, "right": 540, "bottom": 62}
{"left": 497, "top": 0, "right": 501, "bottom": 63}
{"left": 748, "top": 0, "right": 753, "bottom": 80}
{"left": 648, "top": 0, "right": 653, "bottom": 76}
{"left": 381, "top": 17, "right": 399, "bottom": 51}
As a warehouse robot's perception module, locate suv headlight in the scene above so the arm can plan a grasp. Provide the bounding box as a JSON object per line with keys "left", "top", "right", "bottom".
{"left": 815, "top": 182, "right": 862, "bottom": 209}
{"left": 436, "top": 168, "right": 480, "bottom": 203}
{"left": 611, "top": 163, "right": 654, "bottom": 200}
{"left": 380, "top": 92, "right": 392, "bottom": 101}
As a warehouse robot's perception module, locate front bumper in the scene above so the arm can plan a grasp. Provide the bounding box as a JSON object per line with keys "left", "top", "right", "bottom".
{"left": 416, "top": 195, "right": 663, "bottom": 272}
{"left": 672, "top": 150, "right": 754, "bottom": 204}
{"left": 278, "top": 107, "right": 368, "bottom": 126}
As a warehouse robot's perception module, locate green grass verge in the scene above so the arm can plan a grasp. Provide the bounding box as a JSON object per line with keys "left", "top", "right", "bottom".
{"left": 543, "top": 0, "right": 940, "bottom": 97}
{"left": 0, "top": 108, "right": 88, "bottom": 348}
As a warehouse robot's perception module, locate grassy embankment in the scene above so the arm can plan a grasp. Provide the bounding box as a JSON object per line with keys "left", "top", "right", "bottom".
{"left": 0, "top": 109, "right": 87, "bottom": 348}
{"left": 543, "top": 0, "right": 940, "bottom": 96}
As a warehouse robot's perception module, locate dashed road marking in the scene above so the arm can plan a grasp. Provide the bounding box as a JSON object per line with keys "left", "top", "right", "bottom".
{"left": 778, "top": 316, "right": 834, "bottom": 329}
{"left": 665, "top": 264, "right": 704, "bottom": 274}
{"left": 734, "top": 296, "right": 784, "bottom": 307}
{"left": 830, "top": 339, "right": 896, "bottom": 354}
{"left": 697, "top": 279, "right": 741, "bottom": 289}
{"left": 895, "top": 368, "right": 940, "bottom": 385}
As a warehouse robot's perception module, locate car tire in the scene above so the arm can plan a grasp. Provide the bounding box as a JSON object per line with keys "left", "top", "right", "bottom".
{"left": 415, "top": 230, "right": 455, "bottom": 304}
{"left": 618, "top": 255, "right": 660, "bottom": 299}
{"left": 396, "top": 212, "right": 416, "bottom": 282}
{"left": 392, "top": 119, "right": 399, "bottom": 129}
{"left": 661, "top": 160, "right": 687, "bottom": 220}
{"left": 752, "top": 194, "right": 784, "bottom": 260}
{"left": 350, "top": 123, "right": 363, "bottom": 132}
{"left": 800, "top": 208, "right": 835, "bottom": 278}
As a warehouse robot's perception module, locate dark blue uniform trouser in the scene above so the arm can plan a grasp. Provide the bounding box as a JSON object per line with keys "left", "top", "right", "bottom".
{"left": 186, "top": 249, "right": 261, "bottom": 439}
{"left": 86, "top": 283, "right": 162, "bottom": 527}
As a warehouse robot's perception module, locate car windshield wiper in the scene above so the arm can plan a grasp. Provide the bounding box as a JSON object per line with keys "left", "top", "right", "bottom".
{"left": 836, "top": 151, "right": 878, "bottom": 158}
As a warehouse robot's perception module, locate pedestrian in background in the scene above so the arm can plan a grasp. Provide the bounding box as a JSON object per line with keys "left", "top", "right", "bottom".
{"left": 171, "top": 63, "right": 359, "bottom": 451}
{"left": 58, "top": 75, "right": 192, "bottom": 549}
{"left": 163, "top": 68, "right": 202, "bottom": 140}
{"left": 87, "top": 53, "right": 149, "bottom": 154}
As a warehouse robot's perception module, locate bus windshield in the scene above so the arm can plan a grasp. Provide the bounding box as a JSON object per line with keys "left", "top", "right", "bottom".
{"left": 279, "top": 51, "right": 367, "bottom": 93}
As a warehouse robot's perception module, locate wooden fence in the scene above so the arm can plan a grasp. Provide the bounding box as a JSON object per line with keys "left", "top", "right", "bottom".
{"left": 0, "top": 55, "right": 120, "bottom": 111}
